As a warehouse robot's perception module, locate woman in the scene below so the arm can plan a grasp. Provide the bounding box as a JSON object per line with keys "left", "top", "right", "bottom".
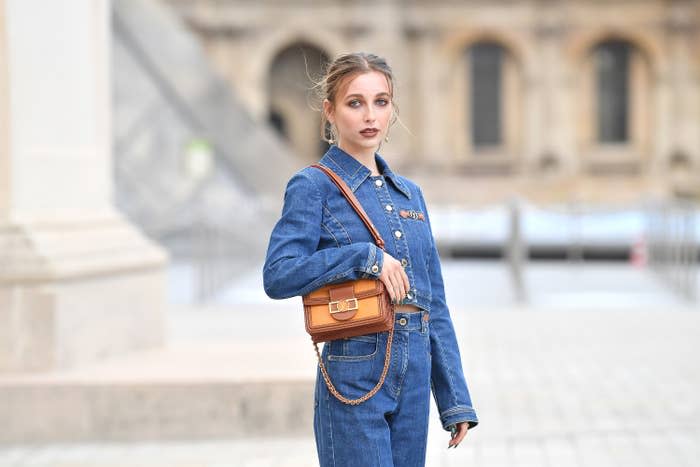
{"left": 262, "top": 52, "right": 478, "bottom": 467}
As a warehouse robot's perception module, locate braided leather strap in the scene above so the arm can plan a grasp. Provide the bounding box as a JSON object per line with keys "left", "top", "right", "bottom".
{"left": 313, "top": 321, "right": 394, "bottom": 405}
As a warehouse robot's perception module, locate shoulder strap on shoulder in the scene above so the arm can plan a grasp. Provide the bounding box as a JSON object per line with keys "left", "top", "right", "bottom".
{"left": 310, "top": 164, "right": 385, "bottom": 250}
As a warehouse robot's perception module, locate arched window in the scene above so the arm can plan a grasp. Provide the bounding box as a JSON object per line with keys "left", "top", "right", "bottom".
{"left": 594, "top": 40, "right": 630, "bottom": 143}
{"left": 470, "top": 42, "right": 503, "bottom": 147}
{"left": 268, "top": 109, "right": 287, "bottom": 140}
{"left": 450, "top": 39, "right": 521, "bottom": 169}
{"left": 578, "top": 37, "right": 652, "bottom": 170}
{"left": 268, "top": 43, "right": 330, "bottom": 161}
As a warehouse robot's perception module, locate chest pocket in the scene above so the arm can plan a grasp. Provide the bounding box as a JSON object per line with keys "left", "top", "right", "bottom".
{"left": 398, "top": 207, "right": 432, "bottom": 266}
{"left": 320, "top": 204, "right": 353, "bottom": 247}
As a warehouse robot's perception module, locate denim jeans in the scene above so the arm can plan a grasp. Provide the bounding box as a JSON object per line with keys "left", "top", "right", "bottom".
{"left": 314, "top": 310, "right": 432, "bottom": 467}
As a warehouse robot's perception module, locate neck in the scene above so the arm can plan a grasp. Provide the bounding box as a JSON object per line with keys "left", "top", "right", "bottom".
{"left": 337, "top": 142, "right": 381, "bottom": 176}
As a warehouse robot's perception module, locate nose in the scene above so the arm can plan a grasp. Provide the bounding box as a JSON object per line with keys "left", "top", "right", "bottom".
{"left": 364, "top": 106, "right": 375, "bottom": 123}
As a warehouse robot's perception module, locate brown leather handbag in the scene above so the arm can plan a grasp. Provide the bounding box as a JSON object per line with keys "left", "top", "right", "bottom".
{"left": 302, "top": 163, "right": 395, "bottom": 405}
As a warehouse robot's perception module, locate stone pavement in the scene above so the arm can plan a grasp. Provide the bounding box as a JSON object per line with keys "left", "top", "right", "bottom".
{"left": 0, "top": 260, "right": 698, "bottom": 466}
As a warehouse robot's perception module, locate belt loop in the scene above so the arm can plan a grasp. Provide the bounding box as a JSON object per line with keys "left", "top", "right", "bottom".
{"left": 421, "top": 310, "right": 428, "bottom": 334}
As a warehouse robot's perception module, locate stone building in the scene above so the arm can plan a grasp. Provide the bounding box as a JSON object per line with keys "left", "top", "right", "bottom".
{"left": 166, "top": 0, "right": 700, "bottom": 205}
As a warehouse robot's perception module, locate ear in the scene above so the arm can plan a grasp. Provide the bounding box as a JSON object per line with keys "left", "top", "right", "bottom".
{"left": 323, "top": 98, "right": 334, "bottom": 124}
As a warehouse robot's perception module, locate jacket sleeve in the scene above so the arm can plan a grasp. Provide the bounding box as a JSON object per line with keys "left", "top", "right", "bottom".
{"left": 263, "top": 170, "right": 384, "bottom": 299}
{"left": 417, "top": 187, "right": 479, "bottom": 431}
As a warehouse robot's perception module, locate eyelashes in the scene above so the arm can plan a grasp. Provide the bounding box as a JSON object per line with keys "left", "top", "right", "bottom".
{"left": 348, "top": 99, "right": 389, "bottom": 108}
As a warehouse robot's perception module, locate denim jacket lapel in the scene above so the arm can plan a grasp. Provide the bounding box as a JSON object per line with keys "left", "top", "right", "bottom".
{"left": 318, "top": 145, "right": 411, "bottom": 199}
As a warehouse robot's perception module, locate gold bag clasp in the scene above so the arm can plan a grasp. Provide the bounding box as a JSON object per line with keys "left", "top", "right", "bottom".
{"left": 329, "top": 297, "right": 358, "bottom": 314}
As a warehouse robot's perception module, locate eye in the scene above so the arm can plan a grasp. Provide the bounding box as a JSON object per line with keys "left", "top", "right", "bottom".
{"left": 348, "top": 99, "right": 361, "bottom": 108}
{"left": 376, "top": 98, "right": 389, "bottom": 106}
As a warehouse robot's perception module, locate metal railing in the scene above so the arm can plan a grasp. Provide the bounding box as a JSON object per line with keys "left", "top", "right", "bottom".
{"left": 646, "top": 198, "right": 699, "bottom": 302}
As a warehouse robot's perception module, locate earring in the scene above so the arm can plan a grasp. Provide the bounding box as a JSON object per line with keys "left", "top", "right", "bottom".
{"left": 384, "top": 134, "right": 390, "bottom": 143}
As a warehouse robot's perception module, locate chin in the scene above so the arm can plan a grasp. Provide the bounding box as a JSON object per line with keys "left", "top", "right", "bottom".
{"left": 356, "top": 139, "right": 380, "bottom": 149}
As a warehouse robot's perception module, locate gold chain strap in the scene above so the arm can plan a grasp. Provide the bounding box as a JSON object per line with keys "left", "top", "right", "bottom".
{"left": 313, "top": 321, "right": 395, "bottom": 405}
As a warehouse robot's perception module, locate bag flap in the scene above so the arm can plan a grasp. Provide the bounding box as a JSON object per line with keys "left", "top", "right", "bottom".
{"left": 303, "top": 280, "right": 384, "bottom": 306}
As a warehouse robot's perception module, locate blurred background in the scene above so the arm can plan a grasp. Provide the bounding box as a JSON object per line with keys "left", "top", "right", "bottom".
{"left": 0, "top": 0, "right": 698, "bottom": 466}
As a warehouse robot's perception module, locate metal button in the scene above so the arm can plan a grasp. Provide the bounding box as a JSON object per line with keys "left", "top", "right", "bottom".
{"left": 394, "top": 230, "right": 402, "bottom": 238}
{"left": 401, "top": 258, "right": 408, "bottom": 267}
{"left": 371, "top": 264, "right": 379, "bottom": 273}
{"left": 406, "top": 292, "right": 413, "bottom": 300}
{"left": 398, "top": 317, "right": 407, "bottom": 326}
{"left": 375, "top": 179, "right": 383, "bottom": 187}
{"left": 385, "top": 204, "right": 393, "bottom": 211}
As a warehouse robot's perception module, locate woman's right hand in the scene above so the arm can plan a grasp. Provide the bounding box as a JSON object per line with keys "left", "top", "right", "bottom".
{"left": 378, "top": 252, "right": 411, "bottom": 304}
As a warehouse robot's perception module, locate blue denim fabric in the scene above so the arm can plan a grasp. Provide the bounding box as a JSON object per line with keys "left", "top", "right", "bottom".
{"left": 262, "top": 145, "right": 478, "bottom": 440}
{"left": 314, "top": 311, "right": 432, "bottom": 466}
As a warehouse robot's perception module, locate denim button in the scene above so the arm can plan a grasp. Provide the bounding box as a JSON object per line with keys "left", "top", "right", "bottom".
{"left": 401, "top": 258, "right": 408, "bottom": 267}
{"left": 375, "top": 179, "right": 383, "bottom": 187}
{"left": 371, "top": 264, "right": 379, "bottom": 273}
{"left": 394, "top": 230, "right": 402, "bottom": 238}
{"left": 398, "top": 317, "right": 407, "bottom": 326}
{"left": 406, "top": 292, "right": 413, "bottom": 299}
{"left": 385, "top": 204, "right": 393, "bottom": 211}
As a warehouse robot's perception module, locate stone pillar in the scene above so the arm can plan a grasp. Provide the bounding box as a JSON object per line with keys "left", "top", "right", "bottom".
{"left": 0, "top": 0, "right": 167, "bottom": 372}
{"left": 347, "top": 0, "right": 412, "bottom": 166}
{"left": 533, "top": 17, "right": 573, "bottom": 176}
{"left": 668, "top": 9, "right": 700, "bottom": 167}
{"left": 415, "top": 28, "right": 450, "bottom": 171}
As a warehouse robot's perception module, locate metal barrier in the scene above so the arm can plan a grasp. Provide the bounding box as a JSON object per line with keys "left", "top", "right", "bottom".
{"left": 143, "top": 217, "right": 264, "bottom": 303}
{"left": 646, "top": 198, "right": 699, "bottom": 302}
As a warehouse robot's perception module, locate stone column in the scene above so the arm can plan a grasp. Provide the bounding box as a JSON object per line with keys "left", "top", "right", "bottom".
{"left": 538, "top": 20, "right": 574, "bottom": 176}
{"left": 0, "top": 0, "right": 167, "bottom": 372}
{"left": 346, "top": 0, "right": 412, "bottom": 166}
{"left": 415, "top": 28, "right": 450, "bottom": 171}
{"left": 668, "top": 9, "right": 700, "bottom": 167}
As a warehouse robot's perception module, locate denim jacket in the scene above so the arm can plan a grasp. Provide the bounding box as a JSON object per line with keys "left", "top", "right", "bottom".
{"left": 262, "top": 144, "right": 478, "bottom": 431}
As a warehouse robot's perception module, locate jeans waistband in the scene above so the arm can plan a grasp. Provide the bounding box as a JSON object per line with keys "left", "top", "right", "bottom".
{"left": 394, "top": 309, "right": 429, "bottom": 332}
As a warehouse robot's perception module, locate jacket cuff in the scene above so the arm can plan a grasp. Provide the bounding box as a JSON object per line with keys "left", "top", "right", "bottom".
{"left": 364, "top": 243, "right": 384, "bottom": 277}
{"left": 440, "top": 405, "right": 479, "bottom": 431}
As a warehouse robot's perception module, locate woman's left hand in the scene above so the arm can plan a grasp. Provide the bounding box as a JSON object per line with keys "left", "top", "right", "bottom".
{"left": 448, "top": 422, "right": 469, "bottom": 448}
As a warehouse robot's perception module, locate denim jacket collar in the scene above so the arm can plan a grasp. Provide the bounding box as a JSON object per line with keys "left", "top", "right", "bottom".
{"left": 319, "top": 144, "right": 411, "bottom": 199}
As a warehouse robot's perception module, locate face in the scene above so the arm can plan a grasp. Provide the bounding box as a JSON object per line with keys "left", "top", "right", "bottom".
{"left": 324, "top": 70, "right": 393, "bottom": 156}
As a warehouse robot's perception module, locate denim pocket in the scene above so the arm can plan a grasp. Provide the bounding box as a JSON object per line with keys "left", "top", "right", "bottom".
{"left": 327, "top": 333, "right": 379, "bottom": 361}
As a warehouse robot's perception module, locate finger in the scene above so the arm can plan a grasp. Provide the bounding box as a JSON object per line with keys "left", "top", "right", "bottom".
{"left": 450, "top": 424, "right": 468, "bottom": 446}
{"left": 386, "top": 281, "right": 396, "bottom": 303}
{"left": 394, "top": 271, "right": 406, "bottom": 300}
{"left": 389, "top": 273, "right": 403, "bottom": 303}
{"left": 379, "top": 276, "right": 394, "bottom": 302}
{"left": 400, "top": 269, "right": 410, "bottom": 295}
{"left": 454, "top": 429, "right": 467, "bottom": 444}
{"left": 381, "top": 273, "right": 395, "bottom": 303}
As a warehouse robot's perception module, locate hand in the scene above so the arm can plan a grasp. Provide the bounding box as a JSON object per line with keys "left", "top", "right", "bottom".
{"left": 448, "top": 422, "right": 469, "bottom": 448}
{"left": 378, "top": 252, "right": 410, "bottom": 304}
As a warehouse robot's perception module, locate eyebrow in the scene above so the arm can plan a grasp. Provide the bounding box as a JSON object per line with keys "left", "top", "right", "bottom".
{"left": 345, "top": 92, "right": 391, "bottom": 99}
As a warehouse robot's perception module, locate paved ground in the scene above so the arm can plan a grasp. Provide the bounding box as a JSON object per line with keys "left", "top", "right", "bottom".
{"left": 0, "top": 260, "right": 698, "bottom": 466}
